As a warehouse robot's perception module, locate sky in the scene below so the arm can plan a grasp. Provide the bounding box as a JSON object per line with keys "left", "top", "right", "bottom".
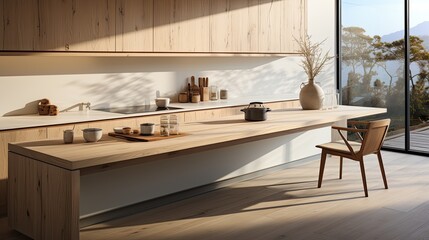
{"left": 342, "top": 0, "right": 429, "bottom": 37}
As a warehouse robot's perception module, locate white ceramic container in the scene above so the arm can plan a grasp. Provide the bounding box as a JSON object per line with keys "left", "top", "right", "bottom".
{"left": 82, "top": 128, "right": 103, "bottom": 142}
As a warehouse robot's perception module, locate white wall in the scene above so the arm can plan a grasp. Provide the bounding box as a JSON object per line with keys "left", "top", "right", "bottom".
{"left": 0, "top": 0, "right": 336, "bottom": 117}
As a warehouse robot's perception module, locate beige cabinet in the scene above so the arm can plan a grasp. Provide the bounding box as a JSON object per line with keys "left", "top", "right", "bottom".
{"left": 1, "top": 0, "right": 115, "bottom": 52}
{"left": 70, "top": 0, "right": 116, "bottom": 51}
{"left": 1, "top": 0, "right": 306, "bottom": 54}
{"left": 258, "top": 0, "right": 307, "bottom": 53}
{"left": 1, "top": 0, "right": 39, "bottom": 51}
{"left": 116, "top": 0, "right": 153, "bottom": 52}
{"left": 0, "top": 128, "right": 48, "bottom": 216}
{"left": 209, "top": 0, "right": 259, "bottom": 53}
{"left": 154, "top": 0, "right": 210, "bottom": 52}
{"left": 37, "top": 0, "right": 73, "bottom": 51}
{"left": 258, "top": 0, "right": 283, "bottom": 53}
{"left": 282, "top": 0, "right": 308, "bottom": 52}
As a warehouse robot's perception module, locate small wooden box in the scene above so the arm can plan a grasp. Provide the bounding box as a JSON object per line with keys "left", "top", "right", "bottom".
{"left": 200, "top": 87, "right": 209, "bottom": 101}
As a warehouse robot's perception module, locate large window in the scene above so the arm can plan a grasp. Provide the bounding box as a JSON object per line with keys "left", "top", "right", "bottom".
{"left": 339, "top": 0, "right": 429, "bottom": 154}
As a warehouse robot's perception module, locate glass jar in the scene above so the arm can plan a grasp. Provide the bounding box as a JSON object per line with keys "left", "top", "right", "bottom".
{"left": 169, "top": 115, "right": 180, "bottom": 135}
{"left": 160, "top": 115, "right": 170, "bottom": 137}
{"left": 210, "top": 86, "right": 218, "bottom": 101}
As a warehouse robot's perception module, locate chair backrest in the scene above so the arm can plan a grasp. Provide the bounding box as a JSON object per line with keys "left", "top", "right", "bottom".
{"left": 360, "top": 119, "right": 391, "bottom": 155}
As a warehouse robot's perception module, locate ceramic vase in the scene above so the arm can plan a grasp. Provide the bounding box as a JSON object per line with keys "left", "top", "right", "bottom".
{"left": 299, "top": 79, "right": 325, "bottom": 110}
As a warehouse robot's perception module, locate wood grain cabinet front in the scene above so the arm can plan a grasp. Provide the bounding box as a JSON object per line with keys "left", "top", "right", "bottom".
{"left": 154, "top": 0, "right": 210, "bottom": 52}
{"left": 209, "top": 0, "right": 259, "bottom": 53}
{"left": 1, "top": 0, "right": 116, "bottom": 52}
{"left": 116, "top": 0, "right": 153, "bottom": 52}
{"left": 0, "top": 0, "right": 306, "bottom": 54}
{"left": 1, "top": 0, "right": 39, "bottom": 51}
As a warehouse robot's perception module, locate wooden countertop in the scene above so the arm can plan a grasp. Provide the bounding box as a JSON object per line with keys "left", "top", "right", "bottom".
{"left": 8, "top": 106, "right": 386, "bottom": 171}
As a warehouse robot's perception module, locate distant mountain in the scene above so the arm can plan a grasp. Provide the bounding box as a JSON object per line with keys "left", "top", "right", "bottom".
{"left": 382, "top": 21, "right": 429, "bottom": 49}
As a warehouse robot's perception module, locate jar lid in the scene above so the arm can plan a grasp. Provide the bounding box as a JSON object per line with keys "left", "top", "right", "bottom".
{"left": 141, "top": 123, "right": 155, "bottom": 126}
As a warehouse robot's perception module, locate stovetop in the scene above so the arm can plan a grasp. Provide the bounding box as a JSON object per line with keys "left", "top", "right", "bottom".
{"left": 96, "top": 105, "right": 183, "bottom": 114}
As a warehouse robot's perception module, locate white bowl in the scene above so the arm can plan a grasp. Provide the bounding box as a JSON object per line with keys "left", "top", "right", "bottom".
{"left": 113, "top": 126, "right": 126, "bottom": 134}
{"left": 82, "top": 128, "right": 103, "bottom": 142}
{"left": 155, "top": 98, "right": 170, "bottom": 108}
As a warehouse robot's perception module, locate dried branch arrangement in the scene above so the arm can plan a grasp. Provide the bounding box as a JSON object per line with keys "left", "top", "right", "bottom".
{"left": 295, "top": 34, "right": 334, "bottom": 81}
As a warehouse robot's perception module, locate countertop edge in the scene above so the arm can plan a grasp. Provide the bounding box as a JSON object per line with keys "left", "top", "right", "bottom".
{"left": 0, "top": 98, "right": 299, "bottom": 131}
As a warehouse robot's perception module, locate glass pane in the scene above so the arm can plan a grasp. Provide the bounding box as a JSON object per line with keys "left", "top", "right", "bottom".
{"left": 341, "top": 0, "right": 405, "bottom": 149}
{"left": 409, "top": 0, "right": 429, "bottom": 153}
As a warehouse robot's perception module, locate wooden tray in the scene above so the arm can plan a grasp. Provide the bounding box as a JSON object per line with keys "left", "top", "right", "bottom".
{"left": 108, "top": 132, "right": 188, "bottom": 142}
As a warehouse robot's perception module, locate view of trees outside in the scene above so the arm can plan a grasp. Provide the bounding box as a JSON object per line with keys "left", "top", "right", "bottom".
{"left": 341, "top": 0, "right": 429, "bottom": 152}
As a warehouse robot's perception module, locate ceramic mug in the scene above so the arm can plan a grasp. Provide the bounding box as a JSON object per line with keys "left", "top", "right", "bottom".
{"left": 63, "top": 130, "right": 74, "bottom": 144}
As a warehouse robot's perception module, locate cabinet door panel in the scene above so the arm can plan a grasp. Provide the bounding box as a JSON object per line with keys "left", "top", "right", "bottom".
{"left": 37, "top": 0, "right": 73, "bottom": 51}
{"left": 116, "top": 0, "right": 153, "bottom": 52}
{"left": 259, "top": 0, "right": 283, "bottom": 53}
{"left": 210, "top": 0, "right": 259, "bottom": 52}
{"left": 2, "top": 0, "right": 38, "bottom": 50}
{"left": 282, "top": 0, "right": 307, "bottom": 52}
{"left": 0, "top": 2, "right": 4, "bottom": 50}
{"left": 154, "top": 0, "right": 210, "bottom": 52}
{"left": 0, "top": 128, "right": 47, "bottom": 215}
{"left": 70, "top": 0, "right": 116, "bottom": 51}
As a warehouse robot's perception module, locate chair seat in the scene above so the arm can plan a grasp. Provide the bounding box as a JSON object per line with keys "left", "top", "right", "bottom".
{"left": 316, "top": 140, "right": 361, "bottom": 154}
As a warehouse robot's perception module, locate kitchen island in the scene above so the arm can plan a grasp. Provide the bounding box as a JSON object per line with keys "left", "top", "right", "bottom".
{"left": 8, "top": 106, "right": 385, "bottom": 240}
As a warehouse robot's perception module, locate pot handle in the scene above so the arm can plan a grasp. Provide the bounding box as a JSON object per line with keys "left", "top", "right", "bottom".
{"left": 240, "top": 108, "right": 246, "bottom": 112}
{"left": 248, "top": 102, "right": 264, "bottom": 108}
{"left": 266, "top": 108, "right": 271, "bottom": 112}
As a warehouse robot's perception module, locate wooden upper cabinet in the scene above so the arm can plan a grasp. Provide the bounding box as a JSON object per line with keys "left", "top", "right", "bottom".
{"left": 154, "top": 0, "right": 210, "bottom": 52}
{"left": 258, "top": 0, "right": 307, "bottom": 53}
{"left": 37, "top": 0, "right": 73, "bottom": 51}
{"left": 2, "top": 0, "right": 38, "bottom": 51}
{"left": 0, "top": 0, "right": 306, "bottom": 54}
{"left": 258, "top": 0, "right": 283, "bottom": 53}
{"left": 210, "top": 0, "right": 259, "bottom": 53}
{"left": 2, "top": 0, "right": 115, "bottom": 52}
{"left": 0, "top": 2, "right": 4, "bottom": 50}
{"left": 70, "top": 0, "right": 116, "bottom": 51}
{"left": 282, "top": 0, "right": 307, "bottom": 52}
{"left": 116, "top": 0, "right": 153, "bottom": 52}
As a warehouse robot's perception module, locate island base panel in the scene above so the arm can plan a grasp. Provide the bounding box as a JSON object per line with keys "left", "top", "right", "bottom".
{"left": 8, "top": 152, "right": 80, "bottom": 240}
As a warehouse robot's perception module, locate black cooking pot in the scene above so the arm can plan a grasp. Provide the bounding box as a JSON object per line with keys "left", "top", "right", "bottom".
{"left": 241, "top": 102, "right": 271, "bottom": 121}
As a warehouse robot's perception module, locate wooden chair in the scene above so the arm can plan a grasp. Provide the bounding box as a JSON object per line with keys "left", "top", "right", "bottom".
{"left": 316, "top": 119, "right": 391, "bottom": 197}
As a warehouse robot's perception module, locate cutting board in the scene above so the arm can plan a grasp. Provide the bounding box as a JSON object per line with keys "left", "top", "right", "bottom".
{"left": 108, "top": 132, "right": 188, "bottom": 142}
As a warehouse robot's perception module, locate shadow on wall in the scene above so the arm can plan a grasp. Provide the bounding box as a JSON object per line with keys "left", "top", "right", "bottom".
{"left": 3, "top": 99, "right": 41, "bottom": 116}
{"left": 70, "top": 73, "right": 156, "bottom": 109}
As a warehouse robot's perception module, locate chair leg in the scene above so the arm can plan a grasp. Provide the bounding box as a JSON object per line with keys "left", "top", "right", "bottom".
{"left": 359, "top": 158, "right": 369, "bottom": 197}
{"left": 318, "top": 150, "right": 327, "bottom": 188}
{"left": 339, "top": 156, "right": 343, "bottom": 179}
{"left": 377, "top": 152, "right": 388, "bottom": 189}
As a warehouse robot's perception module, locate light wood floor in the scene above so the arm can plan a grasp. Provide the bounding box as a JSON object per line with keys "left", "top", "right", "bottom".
{"left": 2, "top": 151, "right": 429, "bottom": 240}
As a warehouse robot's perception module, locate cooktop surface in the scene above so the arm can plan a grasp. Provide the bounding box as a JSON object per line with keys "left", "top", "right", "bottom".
{"left": 96, "top": 105, "right": 183, "bottom": 114}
